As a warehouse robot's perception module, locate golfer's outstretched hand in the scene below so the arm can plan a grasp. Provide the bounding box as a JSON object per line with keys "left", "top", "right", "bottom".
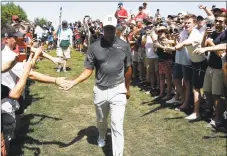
{"left": 59, "top": 80, "right": 76, "bottom": 91}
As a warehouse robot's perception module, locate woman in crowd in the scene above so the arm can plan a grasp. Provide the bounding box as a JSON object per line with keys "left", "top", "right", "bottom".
{"left": 154, "top": 25, "right": 174, "bottom": 100}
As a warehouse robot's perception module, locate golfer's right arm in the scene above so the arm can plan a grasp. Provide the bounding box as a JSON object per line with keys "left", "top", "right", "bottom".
{"left": 72, "top": 68, "right": 93, "bottom": 86}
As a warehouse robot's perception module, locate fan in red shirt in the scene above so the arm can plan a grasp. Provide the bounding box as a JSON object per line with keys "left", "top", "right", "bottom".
{"left": 115, "top": 2, "right": 128, "bottom": 23}
{"left": 135, "top": 6, "right": 147, "bottom": 22}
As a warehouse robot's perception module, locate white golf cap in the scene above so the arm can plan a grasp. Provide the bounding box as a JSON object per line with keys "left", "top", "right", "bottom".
{"left": 103, "top": 15, "right": 117, "bottom": 27}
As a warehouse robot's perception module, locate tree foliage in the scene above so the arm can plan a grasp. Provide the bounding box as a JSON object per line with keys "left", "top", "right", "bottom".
{"left": 34, "top": 17, "right": 48, "bottom": 27}
{"left": 1, "top": 2, "right": 28, "bottom": 25}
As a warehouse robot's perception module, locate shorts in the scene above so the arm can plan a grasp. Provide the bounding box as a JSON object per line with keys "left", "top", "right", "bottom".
{"left": 57, "top": 47, "right": 71, "bottom": 59}
{"left": 191, "top": 60, "right": 207, "bottom": 89}
{"left": 76, "top": 38, "right": 81, "bottom": 44}
{"left": 48, "top": 35, "right": 53, "bottom": 42}
{"left": 203, "top": 66, "right": 224, "bottom": 95}
{"left": 138, "top": 47, "right": 146, "bottom": 63}
{"left": 146, "top": 58, "right": 159, "bottom": 72}
{"left": 132, "top": 50, "right": 138, "bottom": 62}
{"left": 173, "top": 63, "right": 193, "bottom": 81}
{"left": 158, "top": 60, "right": 172, "bottom": 75}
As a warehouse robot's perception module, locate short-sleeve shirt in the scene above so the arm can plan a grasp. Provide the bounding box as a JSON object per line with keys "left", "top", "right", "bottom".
{"left": 2, "top": 46, "right": 24, "bottom": 114}
{"left": 208, "top": 30, "right": 227, "bottom": 69}
{"left": 185, "top": 28, "right": 205, "bottom": 63}
{"left": 84, "top": 37, "right": 132, "bottom": 87}
{"left": 116, "top": 8, "right": 128, "bottom": 21}
{"left": 175, "top": 30, "right": 192, "bottom": 66}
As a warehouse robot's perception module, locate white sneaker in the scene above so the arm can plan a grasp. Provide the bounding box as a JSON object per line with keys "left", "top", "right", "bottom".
{"left": 206, "top": 119, "right": 215, "bottom": 128}
{"left": 166, "top": 97, "right": 181, "bottom": 104}
{"left": 97, "top": 137, "right": 106, "bottom": 148}
{"left": 223, "top": 111, "right": 227, "bottom": 120}
{"left": 185, "top": 113, "right": 200, "bottom": 120}
{"left": 63, "top": 69, "right": 67, "bottom": 72}
{"left": 56, "top": 68, "right": 61, "bottom": 72}
{"left": 145, "top": 91, "right": 150, "bottom": 95}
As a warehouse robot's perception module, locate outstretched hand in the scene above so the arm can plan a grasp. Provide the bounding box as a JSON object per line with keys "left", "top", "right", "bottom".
{"left": 58, "top": 80, "right": 76, "bottom": 91}
{"left": 193, "top": 47, "right": 206, "bottom": 55}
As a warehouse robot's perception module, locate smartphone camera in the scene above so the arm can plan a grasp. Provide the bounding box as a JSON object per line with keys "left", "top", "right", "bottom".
{"left": 206, "top": 23, "right": 212, "bottom": 29}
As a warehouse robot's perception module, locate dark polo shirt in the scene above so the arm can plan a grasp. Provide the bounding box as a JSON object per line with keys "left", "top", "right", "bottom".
{"left": 84, "top": 37, "right": 132, "bottom": 87}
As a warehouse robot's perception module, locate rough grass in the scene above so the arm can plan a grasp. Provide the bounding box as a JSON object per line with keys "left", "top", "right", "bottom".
{"left": 10, "top": 49, "right": 226, "bottom": 156}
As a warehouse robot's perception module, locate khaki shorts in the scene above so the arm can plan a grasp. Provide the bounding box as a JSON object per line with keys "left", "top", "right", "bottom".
{"left": 138, "top": 47, "right": 146, "bottom": 63}
{"left": 146, "top": 58, "right": 159, "bottom": 72}
{"left": 146, "top": 58, "right": 159, "bottom": 82}
{"left": 56, "top": 47, "right": 71, "bottom": 59}
{"left": 203, "top": 66, "right": 224, "bottom": 95}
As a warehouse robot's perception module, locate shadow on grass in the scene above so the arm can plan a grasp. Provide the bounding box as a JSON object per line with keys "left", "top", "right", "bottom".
{"left": 10, "top": 114, "right": 63, "bottom": 156}
{"left": 10, "top": 80, "right": 64, "bottom": 156}
{"left": 203, "top": 135, "right": 227, "bottom": 139}
{"left": 59, "top": 126, "right": 113, "bottom": 156}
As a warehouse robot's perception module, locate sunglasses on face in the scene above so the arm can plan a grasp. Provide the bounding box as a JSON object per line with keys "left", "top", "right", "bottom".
{"left": 215, "top": 20, "right": 224, "bottom": 23}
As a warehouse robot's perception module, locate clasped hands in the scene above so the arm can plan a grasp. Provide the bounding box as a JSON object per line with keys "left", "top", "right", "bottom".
{"left": 55, "top": 78, "right": 76, "bottom": 91}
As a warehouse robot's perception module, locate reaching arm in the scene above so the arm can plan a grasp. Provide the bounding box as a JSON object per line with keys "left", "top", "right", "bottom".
{"left": 193, "top": 43, "right": 227, "bottom": 54}
{"left": 9, "top": 61, "right": 32, "bottom": 99}
{"left": 204, "top": 43, "right": 227, "bottom": 51}
{"left": 199, "top": 5, "right": 214, "bottom": 16}
{"left": 60, "top": 68, "right": 93, "bottom": 90}
{"left": 72, "top": 68, "right": 93, "bottom": 86}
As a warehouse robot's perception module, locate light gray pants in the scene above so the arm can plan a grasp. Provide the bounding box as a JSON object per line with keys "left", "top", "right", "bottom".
{"left": 94, "top": 83, "right": 127, "bottom": 156}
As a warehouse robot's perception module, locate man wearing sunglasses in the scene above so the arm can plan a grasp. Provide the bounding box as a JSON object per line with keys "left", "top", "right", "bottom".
{"left": 201, "top": 13, "right": 227, "bottom": 128}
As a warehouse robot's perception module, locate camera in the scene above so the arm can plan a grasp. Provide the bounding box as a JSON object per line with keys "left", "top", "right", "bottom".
{"left": 173, "top": 28, "right": 179, "bottom": 34}
{"left": 206, "top": 23, "right": 212, "bottom": 29}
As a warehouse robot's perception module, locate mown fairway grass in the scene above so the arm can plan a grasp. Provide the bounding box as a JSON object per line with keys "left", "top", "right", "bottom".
{"left": 10, "top": 49, "right": 226, "bottom": 156}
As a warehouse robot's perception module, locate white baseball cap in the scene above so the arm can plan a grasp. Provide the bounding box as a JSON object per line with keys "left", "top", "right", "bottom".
{"left": 103, "top": 15, "right": 117, "bottom": 27}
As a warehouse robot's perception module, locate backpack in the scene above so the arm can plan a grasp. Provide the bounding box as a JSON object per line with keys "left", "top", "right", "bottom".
{"left": 58, "top": 28, "right": 70, "bottom": 49}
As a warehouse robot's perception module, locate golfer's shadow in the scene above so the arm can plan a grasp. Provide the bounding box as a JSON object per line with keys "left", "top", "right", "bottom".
{"left": 59, "top": 126, "right": 113, "bottom": 156}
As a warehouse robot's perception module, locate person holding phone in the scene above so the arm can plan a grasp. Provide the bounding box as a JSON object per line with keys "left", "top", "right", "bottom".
{"left": 200, "top": 14, "right": 227, "bottom": 128}
{"left": 166, "top": 14, "right": 207, "bottom": 120}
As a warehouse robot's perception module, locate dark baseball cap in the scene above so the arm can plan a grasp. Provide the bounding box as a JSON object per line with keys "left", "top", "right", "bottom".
{"left": 213, "top": 8, "right": 227, "bottom": 14}
{"left": 62, "top": 20, "right": 68, "bottom": 25}
{"left": 118, "top": 2, "right": 123, "bottom": 6}
{"left": 1, "top": 24, "right": 25, "bottom": 38}
{"left": 197, "top": 15, "right": 204, "bottom": 21}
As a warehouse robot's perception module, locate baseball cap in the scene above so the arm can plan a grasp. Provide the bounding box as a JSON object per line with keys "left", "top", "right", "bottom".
{"left": 1, "top": 24, "right": 25, "bottom": 38}
{"left": 139, "top": 6, "right": 143, "bottom": 10}
{"left": 12, "top": 15, "right": 19, "bottom": 20}
{"left": 116, "top": 25, "right": 124, "bottom": 32}
{"left": 213, "top": 8, "right": 227, "bottom": 14}
{"left": 118, "top": 2, "right": 123, "bottom": 6}
{"left": 62, "top": 20, "right": 68, "bottom": 25}
{"left": 103, "top": 15, "right": 117, "bottom": 27}
{"left": 197, "top": 15, "right": 204, "bottom": 21}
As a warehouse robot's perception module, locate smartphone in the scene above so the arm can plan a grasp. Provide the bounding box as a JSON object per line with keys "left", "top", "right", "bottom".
{"left": 206, "top": 23, "right": 212, "bottom": 29}
{"left": 26, "top": 47, "right": 31, "bottom": 60}
{"left": 33, "top": 34, "right": 37, "bottom": 38}
{"left": 174, "top": 28, "right": 179, "bottom": 34}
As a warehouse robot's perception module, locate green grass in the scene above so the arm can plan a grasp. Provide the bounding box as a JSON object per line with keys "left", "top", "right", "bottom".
{"left": 11, "top": 49, "right": 226, "bottom": 156}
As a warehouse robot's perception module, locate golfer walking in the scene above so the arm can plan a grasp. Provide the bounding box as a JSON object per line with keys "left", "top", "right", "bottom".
{"left": 61, "top": 14, "right": 132, "bottom": 156}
